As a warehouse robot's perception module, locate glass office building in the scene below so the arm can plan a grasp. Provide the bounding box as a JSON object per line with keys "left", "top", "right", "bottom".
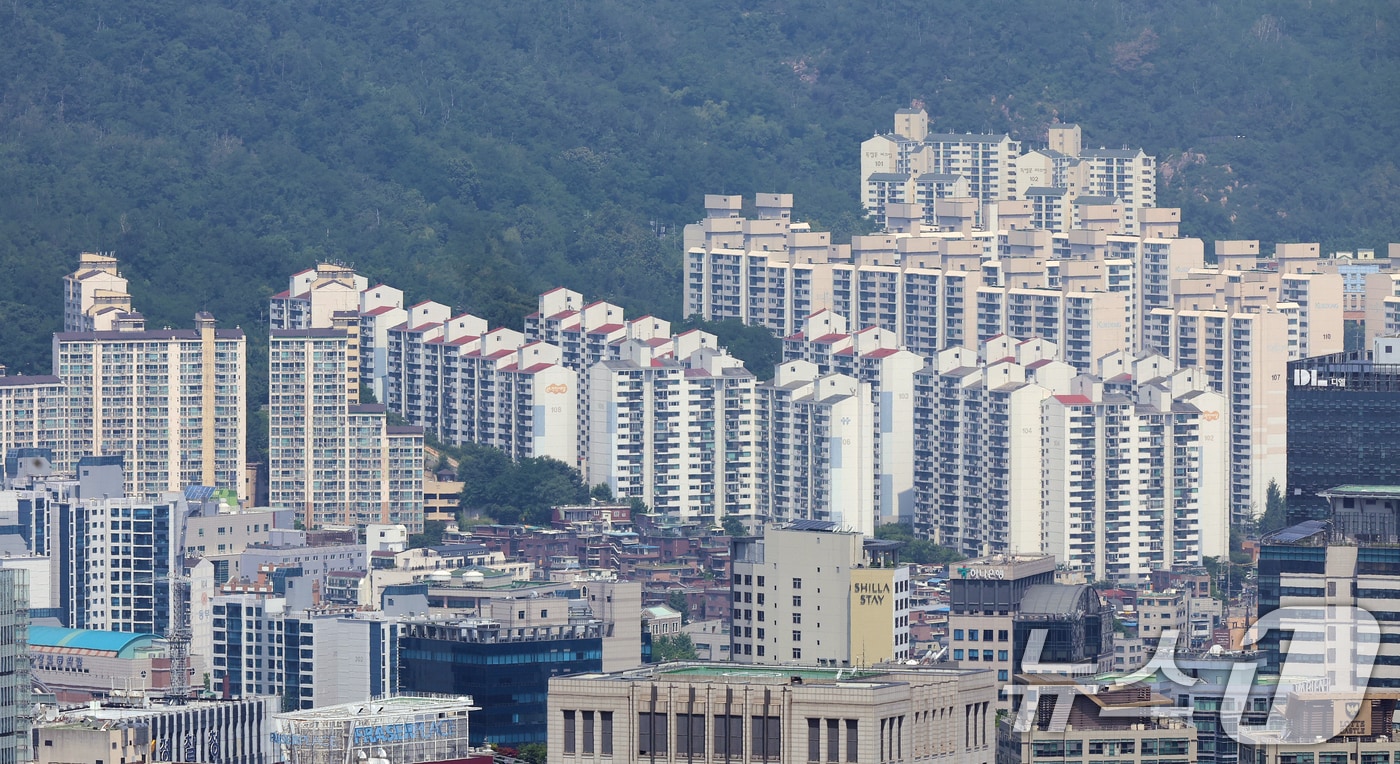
{"left": 1286, "top": 342, "right": 1400, "bottom": 522}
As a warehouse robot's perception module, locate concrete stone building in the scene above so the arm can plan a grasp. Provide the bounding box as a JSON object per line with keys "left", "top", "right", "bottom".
{"left": 549, "top": 662, "right": 998, "bottom": 764}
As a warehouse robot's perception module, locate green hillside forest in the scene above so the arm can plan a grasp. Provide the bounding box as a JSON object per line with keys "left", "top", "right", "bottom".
{"left": 2, "top": 0, "right": 1397, "bottom": 382}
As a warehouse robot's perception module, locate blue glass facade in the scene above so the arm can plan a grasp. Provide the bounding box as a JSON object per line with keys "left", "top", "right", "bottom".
{"left": 399, "top": 629, "right": 602, "bottom": 746}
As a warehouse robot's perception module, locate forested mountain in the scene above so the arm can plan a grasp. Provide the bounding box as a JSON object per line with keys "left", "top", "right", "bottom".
{"left": 1, "top": 0, "right": 1396, "bottom": 375}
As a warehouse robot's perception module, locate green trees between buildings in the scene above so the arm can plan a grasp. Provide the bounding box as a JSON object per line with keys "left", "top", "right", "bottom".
{"left": 874, "top": 524, "right": 964, "bottom": 565}
{"left": 652, "top": 634, "right": 700, "bottom": 663}
{"left": 448, "top": 442, "right": 589, "bottom": 526}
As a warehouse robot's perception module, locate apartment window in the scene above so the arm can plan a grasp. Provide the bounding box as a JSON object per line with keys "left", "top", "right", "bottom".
{"left": 808, "top": 718, "right": 821, "bottom": 763}
{"left": 793, "top": 630, "right": 802, "bottom": 642}
{"left": 638, "top": 712, "right": 668, "bottom": 756}
{"left": 756, "top": 576, "right": 765, "bottom": 587}
{"left": 846, "top": 720, "right": 859, "bottom": 763}
{"left": 998, "top": 630, "right": 1009, "bottom": 642}
{"left": 601, "top": 711, "right": 613, "bottom": 755}
{"left": 793, "top": 578, "right": 802, "bottom": 590}
{"left": 954, "top": 649, "right": 964, "bottom": 660}
{"left": 793, "top": 596, "right": 802, "bottom": 607}
{"left": 969, "top": 630, "right": 978, "bottom": 641}
{"left": 983, "top": 629, "right": 994, "bottom": 641}
{"left": 583, "top": 710, "right": 595, "bottom": 753}
{"left": 827, "top": 718, "right": 841, "bottom": 762}
{"left": 953, "top": 629, "right": 963, "bottom": 640}
{"left": 793, "top": 613, "right": 801, "bottom": 625}
{"left": 793, "top": 648, "right": 802, "bottom": 660}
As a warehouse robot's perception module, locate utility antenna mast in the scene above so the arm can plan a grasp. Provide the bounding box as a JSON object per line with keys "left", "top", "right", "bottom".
{"left": 164, "top": 494, "right": 199, "bottom": 704}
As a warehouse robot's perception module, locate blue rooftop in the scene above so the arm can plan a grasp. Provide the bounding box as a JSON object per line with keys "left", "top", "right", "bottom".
{"left": 28, "top": 626, "right": 163, "bottom": 658}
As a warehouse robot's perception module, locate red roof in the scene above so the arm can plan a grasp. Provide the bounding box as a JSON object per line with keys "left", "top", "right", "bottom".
{"left": 786, "top": 332, "right": 806, "bottom": 341}
{"left": 271, "top": 290, "right": 291, "bottom": 299}
{"left": 1025, "top": 359, "right": 1054, "bottom": 370}
{"left": 812, "top": 333, "right": 848, "bottom": 344}
{"left": 521, "top": 362, "right": 554, "bottom": 373}
{"left": 361, "top": 305, "right": 398, "bottom": 317}
{"left": 864, "top": 348, "right": 900, "bottom": 358}
{"left": 589, "top": 323, "right": 625, "bottom": 335}
{"left": 1053, "top": 394, "right": 1095, "bottom": 405}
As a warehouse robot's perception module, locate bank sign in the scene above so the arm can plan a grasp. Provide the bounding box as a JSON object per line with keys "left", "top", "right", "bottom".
{"left": 351, "top": 720, "right": 457, "bottom": 746}
{"left": 956, "top": 566, "right": 1006, "bottom": 580}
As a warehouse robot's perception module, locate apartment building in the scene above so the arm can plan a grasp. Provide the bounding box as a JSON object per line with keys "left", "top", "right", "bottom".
{"left": 685, "top": 198, "right": 1200, "bottom": 361}
{"left": 56, "top": 488, "right": 183, "bottom": 634}
{"left": 1365, "top": 271, "right": 1400, "bottom": 346}
{"left": 356, "top": 283, "right": 407, "bottom": 403}
{"left": 588, "top": 340, "right": 756, "bottom": 524}
{"left": 0, "top": 374, "right": 62, "bottom": 463}
{"left": 730, "top": 522, "right": 912, "bottom": 667}
{"left": 912, "top": 342, "right": 1067, "bottom": 557}
{"left": 549, "top": 662, "right": 997, "bottom": 764}
{"left": 54, "top": 312, "right": 248, "bottom": 501}
{"left": 757, "top": 361, "right": 875, "bottom": 535}
{"left": 63, "top": 252, "right": 133, "bottom": 332}
{"left": 1042, "top": 358, "right": 1229, "bottom": 582}
{"left": 268, "top": 329, "right": 424, "bottom": 532}
{"left": 1143, "top": 305, "right": 1292, "bottom": 525}
{"left": 210, "top": 595, "right": 401, "bottom": 710}
{"left": 268, "top": 262, "right": 369, "bottom": 331}
{"left": 782, "top": 311, "right": 923, "bottom": 524}
{"left": 1135, "top": 589, "right": 1187, "bottom": 644}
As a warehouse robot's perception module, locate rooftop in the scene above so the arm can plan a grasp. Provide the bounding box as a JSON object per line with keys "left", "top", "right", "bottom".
{"left": 28, "top": 626, "right": 164, "bottom": 658}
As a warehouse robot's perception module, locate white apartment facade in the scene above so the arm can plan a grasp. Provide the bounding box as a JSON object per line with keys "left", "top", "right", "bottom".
{"left": 1041, "top": 363, "right": 1229, "bottom": 583}
{"left": 1142, "top": 305, "right": 1293, "bottom": 525}
{"left": 268, "top": 329, "right": 424, "bottom": 532}
{"left": 588, "top": 341, "right": 756, "bottom": 524}
{"left": 781, "top": 310, "right": 923, "bottom": 525}
{"left": 268, "top": 262, "right": 368, "bottom": 331}
{"left": 0, "top": 375, "right": 62, "bottom": 463}
{"left": 757, "top": 361, "right": 876, "bottom": 536}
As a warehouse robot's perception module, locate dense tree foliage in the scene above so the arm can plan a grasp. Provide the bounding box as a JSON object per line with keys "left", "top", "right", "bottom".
{"left": 651, "top": 634, "right": 700, "bottom": 663}
{"left": 874, "top": 523, "right": 964, "bottom": 565}
{"left": 680, "top": 317, "right": 783, "bottom": 380}
{"left": 449, "top": 442, "right": 589, "bottom": 525}
{"left": 1, "top": 0, "right": 1395, "bottom": 385}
